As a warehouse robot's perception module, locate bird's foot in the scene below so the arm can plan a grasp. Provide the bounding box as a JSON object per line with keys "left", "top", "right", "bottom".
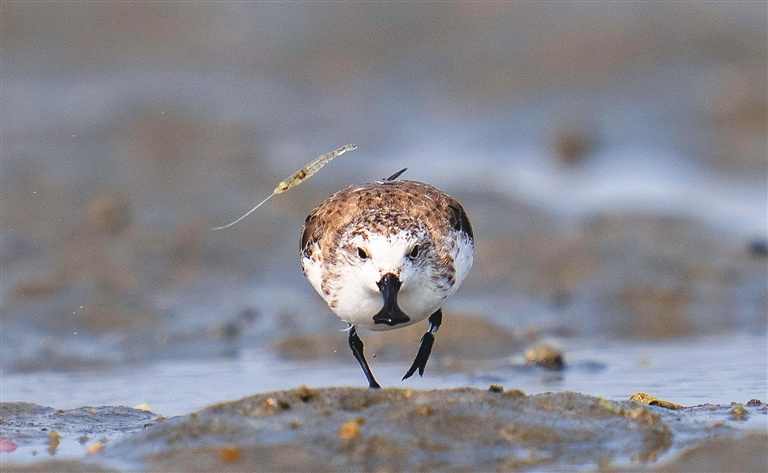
{"left": 348, "top": 325, "right": 381, "bottom": 388}
{"left": 402, "top": 331, "right": 435, "bottom": 380}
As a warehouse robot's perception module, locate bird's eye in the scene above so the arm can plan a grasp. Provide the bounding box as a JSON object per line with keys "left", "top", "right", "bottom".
{"left": 357, "top": 247, "right": 369, "bottom": 260}
{"left": 408, "top": 244, "right": 420, "bottom": 259}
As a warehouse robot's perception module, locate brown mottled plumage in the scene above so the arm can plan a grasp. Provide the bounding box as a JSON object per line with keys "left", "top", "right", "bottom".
{"left": 300, "top": 177, "right": 474, "bottom": 388}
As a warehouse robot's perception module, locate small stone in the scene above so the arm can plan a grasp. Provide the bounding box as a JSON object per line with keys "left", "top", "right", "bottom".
{"left": 86, "top": 442, "right": 104, "bottom": 455}
{"left": 218, "top": 445, "right": 241, "bottom": 463}
{"left": 261, "top": 397, "right": 290, "bottom": 413}
{"left": 525, "top": 344, "right": 565, "bottom": 370}
{"left": 294, "top": 386, "right": 319, "bottom": 403}
{"left": 339, "top": 419, "right": 363, "bottom": 440}
{"left": 730, "top": 405, "right": 749, "bottom": 421}
{"left": 48, "top": 430, "right": 60, "bottom": 455}
{"left": 489, "top": 384, "right": 504, "bottom": 393}
{"left": 629, "top": 392, "right": 683, "bottom": 410}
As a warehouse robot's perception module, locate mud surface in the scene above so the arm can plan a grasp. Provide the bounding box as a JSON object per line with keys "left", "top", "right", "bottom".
{"left": 2, "top": 3, "right": 766, "bottom": 376}
{"left": 1, "top": 4, "right": 766, "bottom": 472}
{"left": 2, "top": 387, "right": 766, "bottom": 472}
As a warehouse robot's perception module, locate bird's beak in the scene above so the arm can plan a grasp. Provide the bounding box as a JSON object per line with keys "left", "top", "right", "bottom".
{"left": 372, "top": 273, "right": 411, "bottom": 326}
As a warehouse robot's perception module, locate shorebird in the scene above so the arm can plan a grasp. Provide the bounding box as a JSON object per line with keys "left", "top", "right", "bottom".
{"left": 300, "top": 170, "right": 474, "bottom": 388}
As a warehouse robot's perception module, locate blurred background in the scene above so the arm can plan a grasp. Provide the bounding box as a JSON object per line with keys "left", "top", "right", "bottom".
{"left": 1, "top": 3, "right": 766, "bottom": 409}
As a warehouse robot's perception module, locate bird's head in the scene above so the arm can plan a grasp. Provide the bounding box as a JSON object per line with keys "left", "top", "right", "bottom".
{"left": 344, "top": 225, "right": 434, "bottom": 325}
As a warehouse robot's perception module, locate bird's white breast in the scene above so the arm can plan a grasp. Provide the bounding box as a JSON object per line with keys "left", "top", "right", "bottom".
{"left": 302, "top": 228, "right": 473, "bottom": 332}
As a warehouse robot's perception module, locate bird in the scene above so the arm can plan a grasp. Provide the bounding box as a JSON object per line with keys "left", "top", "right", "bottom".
{"left": 300, "top": 169, "right": 474, "bottom": 388}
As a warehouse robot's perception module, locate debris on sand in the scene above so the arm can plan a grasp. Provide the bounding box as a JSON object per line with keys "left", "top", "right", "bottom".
{"left": 630, "top": 392, "right": 684, "bottom": 410}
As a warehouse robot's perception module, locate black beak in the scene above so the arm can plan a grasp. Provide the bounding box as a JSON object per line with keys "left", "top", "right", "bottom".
{"left": 372, "top": 273, "right": 411, "bottom": 326}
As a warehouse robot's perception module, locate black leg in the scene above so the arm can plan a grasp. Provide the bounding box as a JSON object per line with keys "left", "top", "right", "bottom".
{"left": 402, "top": 309, "right": 442, "bottom": 380}
{"left": 348, "top": 325, "right": 381, "bottom": 389}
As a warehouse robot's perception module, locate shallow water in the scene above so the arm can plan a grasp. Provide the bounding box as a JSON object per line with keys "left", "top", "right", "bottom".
{"left": 1, "top": 333, "right": 765, "bottom": 467}
{"left": 3, "top": 333, "right": 765, "bottom": 421}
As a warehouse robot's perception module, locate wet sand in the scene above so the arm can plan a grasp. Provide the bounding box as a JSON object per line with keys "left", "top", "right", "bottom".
{"left": 1, "top": 386, "right": 766, "bottom": 472}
